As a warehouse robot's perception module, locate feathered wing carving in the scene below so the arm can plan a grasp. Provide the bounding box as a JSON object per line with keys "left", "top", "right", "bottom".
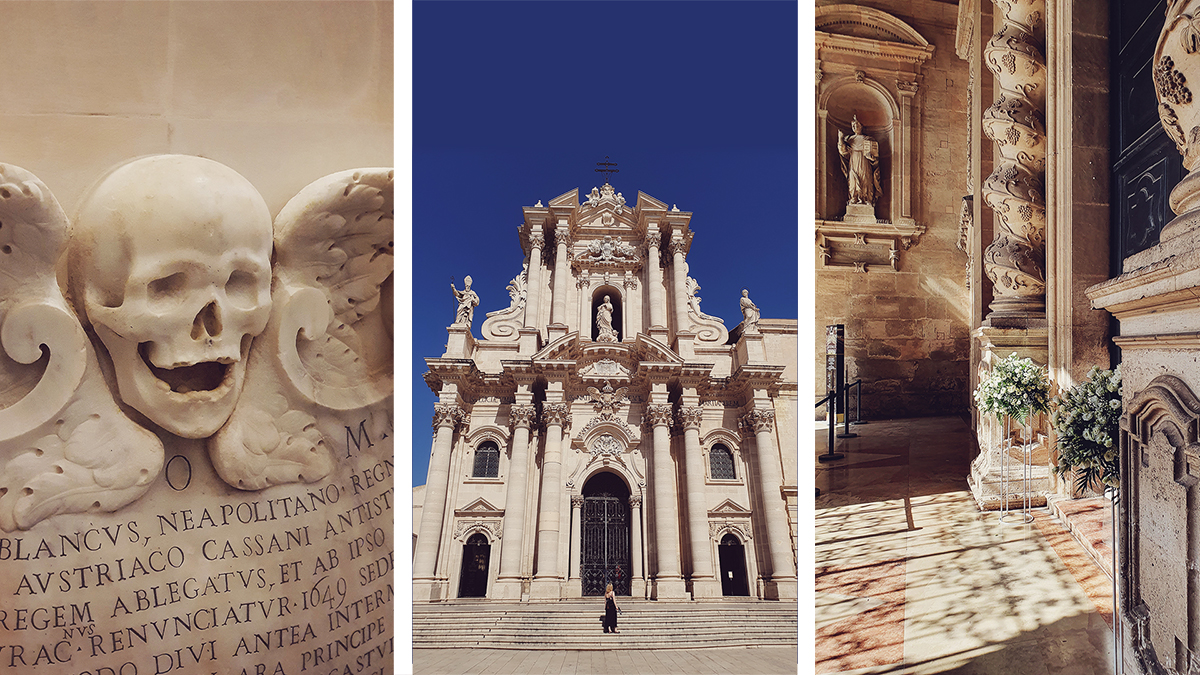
{"left": 211, "top": 168, "right": 394, "bottom": 490}
{"left": 0, "top": 163, "right": 162, "bottom": 531}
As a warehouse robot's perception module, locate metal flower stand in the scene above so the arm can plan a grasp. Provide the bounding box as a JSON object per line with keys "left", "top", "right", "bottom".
{"left": 998, "top": 414, "right": 1033, "bottom": 525}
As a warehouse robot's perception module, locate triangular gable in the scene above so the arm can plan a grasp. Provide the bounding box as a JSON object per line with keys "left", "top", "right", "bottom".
{"left": 636, "top": 191, "right": 668, "bottom": 211}
{"left": 456, "top": 498, "right": 503, "bottom": 517}
{"left": 549, "top": 189, "right": 579, "bottom": 207}
{"left": 708, "top": 499, "right": 751, "bottom": 517}
{"left": 634, "top": 333, "right": 685, "bottom": 365}
{"left": 532, "top": 332, "right": 578, "bottom": 361}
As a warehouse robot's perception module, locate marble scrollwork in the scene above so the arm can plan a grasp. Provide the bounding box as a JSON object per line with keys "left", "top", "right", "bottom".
{"left": 0, "top": 156, "right": 394, "bottom": 528}
{"left": 709, "top": 520, "right": 752, "bottom": 541}
{"left": 481, "top": 261, "right": 528, "bottom": 341}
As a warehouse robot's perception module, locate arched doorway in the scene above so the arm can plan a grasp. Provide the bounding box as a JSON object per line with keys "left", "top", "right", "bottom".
{"left": 581, "top": 472, "right": 632, "bottom": 596}
{"left": 718, "top": 533, "right": 750, "bottom": 596}
{"left": 457, "top": 532, "right": 491, "bottom": 598}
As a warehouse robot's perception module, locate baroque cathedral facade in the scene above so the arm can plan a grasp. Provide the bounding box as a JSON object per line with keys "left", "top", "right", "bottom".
{"left": 413, "top": 182, "right": 798, "bottom": 602}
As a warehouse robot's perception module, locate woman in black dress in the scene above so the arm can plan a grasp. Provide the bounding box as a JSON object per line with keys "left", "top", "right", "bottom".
{"left": 603, "top": 583, "right": 619, "bottom": 633}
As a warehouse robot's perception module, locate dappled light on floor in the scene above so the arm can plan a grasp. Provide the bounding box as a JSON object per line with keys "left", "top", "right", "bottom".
{"left": 815, "top": 417, "right": 1113, "bottom": 674}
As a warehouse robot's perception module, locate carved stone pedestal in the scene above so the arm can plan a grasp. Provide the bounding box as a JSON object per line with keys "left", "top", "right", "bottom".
{"left": 967, "top": 326, "right": 1052, "bottom": 511}
{"left": 842, "top": 202, "right": 878, "bottom": 224}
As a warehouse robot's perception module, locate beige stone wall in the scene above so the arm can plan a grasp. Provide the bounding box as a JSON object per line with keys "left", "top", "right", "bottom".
{"left": 815, "top": 0, "right": 971, "bottom": 420}
{"left": 0, "top": 1, "right": 393, "bottom": 217}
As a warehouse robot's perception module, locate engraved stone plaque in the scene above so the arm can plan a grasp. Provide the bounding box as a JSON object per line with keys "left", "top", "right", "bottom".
{"left": 0, "top": 159, "right": 394, "bottom": 675}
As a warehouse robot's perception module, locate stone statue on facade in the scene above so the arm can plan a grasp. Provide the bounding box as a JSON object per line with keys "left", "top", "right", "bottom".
{"left": 596, "top": 295, "right": 618, "bottom": 342}
{"left": 837, "top": 115, "right": 881, "bottom": 206}
{"left": 451, "top": 276, "right": 480, "bottom": 327}
{"left": 740, "top": 289, "right": 760, "bottom": 333}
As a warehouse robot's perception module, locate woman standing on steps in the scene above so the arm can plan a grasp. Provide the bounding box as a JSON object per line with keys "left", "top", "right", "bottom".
{"left": 603, "top": 583, "right": 620, "bottom": 633}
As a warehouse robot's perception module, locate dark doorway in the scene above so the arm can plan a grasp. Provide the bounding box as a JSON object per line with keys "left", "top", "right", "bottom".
{"left": 581, "top": 472, "right": 632, "bottom": 596}
{"left": 718, "top": 533, "right": 750, "bottom": 596}
{"left": 457, "top": 533, "right": 491, "bottom": 598}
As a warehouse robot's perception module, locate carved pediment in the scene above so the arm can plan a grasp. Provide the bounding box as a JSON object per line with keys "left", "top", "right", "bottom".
{"left": 633, "top": 333, "right": 685, "bottom": 366}
{"left": 455, "top": 498, "right": 503, "bottom": 517}
{"left": 578, "top": 357, "right": 633, "bottom": 384}
{"left": 708, "top": 499, "right": 752, "bottom": 517}
{"left": 816, "top": 5, "right": 930, "bottom": 48}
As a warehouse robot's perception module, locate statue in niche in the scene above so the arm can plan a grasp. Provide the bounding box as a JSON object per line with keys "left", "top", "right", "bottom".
{"left": 837, "top": 115, "right": 881, "bottom": 205}
{"left": 451, "top": 276, "right": 480, "bottom": 327}
{"left": 740, "top": 289, "right": 760, "bottom": 333}
{"left": 0, "top": 155, "right": 394, "bottom": 529}
{"left": 596, "top": 295, "right": 618, "bottom": 342}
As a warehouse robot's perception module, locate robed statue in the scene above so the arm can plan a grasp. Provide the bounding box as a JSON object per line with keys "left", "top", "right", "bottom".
{"left": 452, "top": 276, "right": 480, "bottom": 327}
{"left": 837, "top": 115, "right": 881, "bottom": 205}
{"left": 596, "top": 295, "right": 618, "bottom": 342}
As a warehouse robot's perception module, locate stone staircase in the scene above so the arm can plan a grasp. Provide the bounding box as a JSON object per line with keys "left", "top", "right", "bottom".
{"left": 412, "top": 598, "right": 798, "bottom": 650}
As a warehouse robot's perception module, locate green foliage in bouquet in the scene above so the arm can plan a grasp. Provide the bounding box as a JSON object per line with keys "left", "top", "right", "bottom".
{"left": 973, "top": 354, "right": 1050, "bottom": 424}
{"left": 1051, "top": 366, "right": 1121, "bottom": 494}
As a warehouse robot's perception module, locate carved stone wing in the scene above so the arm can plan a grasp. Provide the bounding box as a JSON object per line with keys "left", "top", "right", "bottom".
{"left": 211, "top": 168, "right": 393, "bottom": 490}
{"left": 0, "top": 163, "right": 162, "bottom": 530}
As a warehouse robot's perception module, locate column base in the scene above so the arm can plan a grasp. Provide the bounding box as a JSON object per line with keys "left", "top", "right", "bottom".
{"left": 631, "top": 579, "right": 647, "bottom": 599}
{"left": 565, "top": 578, "right": 583, "bottom": 598}
{"left": 492, "top": 578, "right": 526, "bottom": 601}
{"left": 547, "top": 323, "right": 569, "bottom": 342}
{"left": 651, "top": 577, "right": 689, "bottom": 600}
{"left": 762, "top": 577, "right": 798, "bottom": 600}
{"left": 689, "top": 578, "right": 724, "bottom": 599}
{"left": 413, "top": 579, "right": 450, "bottom": 602}
{"left": 529, "top": 577, "right": 564, "bottom": 599}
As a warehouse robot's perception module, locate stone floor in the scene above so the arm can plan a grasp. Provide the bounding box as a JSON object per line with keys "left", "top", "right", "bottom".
{"left": 412, "top": 646, "right": 799, "bottom": 674}
{"left": 816, "top": 416, "right": 1115, "bottom": 674}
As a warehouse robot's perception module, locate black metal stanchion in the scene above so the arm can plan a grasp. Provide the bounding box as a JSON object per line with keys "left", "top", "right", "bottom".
{"left": 837, "top": 387, "right": 858, "bottom": 439}
{"left": 851, "top": 380, "right": 868, "bottom": 426}
{"left": 818, "top": 390, "right": 844, "bottom": 462}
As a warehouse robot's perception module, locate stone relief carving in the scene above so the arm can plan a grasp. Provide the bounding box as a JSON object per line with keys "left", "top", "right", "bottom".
{"left": 959, "top": 195, "right": 974, "bottom": 289}
{"left": 980, "top": 0, "right": 1048, "bottom": 320}
{"left": 590, "top": 434, "right": 622, "bottom": 457}
{"left": 643, "top": 404, "right": 674, "bottom": 429}
{"left": 584, "top": 183, "right": 626, "bottom": 211}
{"left": 579, "top": 235, "right": 640, "bottom": 267}
{"left": 587, "top": 380, "right": 630, "bottom": 419}
{"left": 0, "top": 156, "right": 394, "bottom": 529}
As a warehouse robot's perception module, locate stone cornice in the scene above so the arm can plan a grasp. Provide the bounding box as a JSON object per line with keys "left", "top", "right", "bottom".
{"left": 815, "top": 32, "right": 935, "bottom": 65}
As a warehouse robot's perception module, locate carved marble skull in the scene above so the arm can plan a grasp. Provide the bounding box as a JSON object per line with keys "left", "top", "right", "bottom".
{"left": 69, "top": 155, "right": 273, "bottom": 438}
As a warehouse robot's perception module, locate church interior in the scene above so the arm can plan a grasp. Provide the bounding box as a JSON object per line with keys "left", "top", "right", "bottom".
{"left": 815, "top": 0, "right": 1200, "bottom": 672}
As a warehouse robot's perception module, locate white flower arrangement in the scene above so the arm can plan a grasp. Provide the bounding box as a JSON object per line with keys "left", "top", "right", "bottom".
{"left": 973, "top": 354, "right": 1050, "bottom": 424}
{"left": 1051, "top": 366, "right": 1121, "bottom": 492}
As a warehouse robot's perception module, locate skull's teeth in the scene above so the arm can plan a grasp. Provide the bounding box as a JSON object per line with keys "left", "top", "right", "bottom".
{"left": 139, "top": 345, "right": 232, "bottom": 393}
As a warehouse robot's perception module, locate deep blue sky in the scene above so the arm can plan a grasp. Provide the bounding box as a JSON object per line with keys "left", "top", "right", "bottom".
{"left": 412, "top": 1, "right": 799, "bottom": 487}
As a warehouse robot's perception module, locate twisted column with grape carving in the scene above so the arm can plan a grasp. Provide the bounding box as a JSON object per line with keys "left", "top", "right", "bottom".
{"left": 414, "top": 404, "right": 466, "bottom": 580}
{"left": 981, "top": 0, "right": 1047, "bottom": 319}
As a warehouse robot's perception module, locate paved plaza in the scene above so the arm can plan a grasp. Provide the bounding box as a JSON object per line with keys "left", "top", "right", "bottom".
{"left": 412, "top": 646, "right": 799, "bottom": 674}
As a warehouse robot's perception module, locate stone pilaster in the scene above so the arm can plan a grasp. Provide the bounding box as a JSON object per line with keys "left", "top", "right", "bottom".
{"left": 678, "top": 406, "right": 719, "bottom": 598}
{"left": 568, "top": 494, "right": 584, "bottom": 595}
{"left": 494, "top": 404, "right": 536, "bottom": 599}
{"left": 521, "top": 231, "right": 545, "bottom": 354}
{"left": 645, "top": 230, "right": 669, "bottom": 343}
{"left": 629, "top": 494, "right": 645, "bottom": 599}
{"left": 549, "top": 227, "right": 571, "bottom": 341}
{"left": 645, "top": 404, "right": 687, "bottom": 599}
{"left": 980, "top": 0, "right": 1047, "bottom": 324}
{"left": 413, "top": 404, "right": 465, "bottom": 601}
{"left": 531, "top": 402, "right": 570, "bottom": 598}
{"left": 741, "top": 407, "right": 797, "bottom": 600}
{"left": 669, "top": 239, "right": 690, "bottom": 335}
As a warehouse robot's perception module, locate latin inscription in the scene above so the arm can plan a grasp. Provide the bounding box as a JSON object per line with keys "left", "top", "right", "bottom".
{"left": 0, "top": 415, "right": 394, "bottom": 674}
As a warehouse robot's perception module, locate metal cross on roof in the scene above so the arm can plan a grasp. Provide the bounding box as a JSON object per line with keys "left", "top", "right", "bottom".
{"left": 594, "top": 156, "right": 619, "bottom": 184}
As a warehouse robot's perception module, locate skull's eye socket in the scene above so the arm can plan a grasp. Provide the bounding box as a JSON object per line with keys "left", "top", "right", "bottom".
{"left": 225, "top": 270, "right": 260, "bottom": 309}
{"left": 148, "top": 272, "right": 187, "bottom": 305}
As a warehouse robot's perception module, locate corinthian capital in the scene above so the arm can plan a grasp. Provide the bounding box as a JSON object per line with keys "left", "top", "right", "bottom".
{"left": 668, "top": 239, "right": 688, "bottom": 258}
{"left": 528, "top": 232, "right": 546, "bottom": 250}
{"left": 628, "top": 495, "right": 642, "bottom": 509}
{"left": 644, "top": 404, "right": 675, "bottom": 429}
{"left": 554, "top": 228, "right": 572, "bottom": 249}
{"left": 432, "top": 404, "right": 466, "bottom": 429}
{"left": 543, "top": 402, "right": 572, "bottom": 428}
{"left": 509, "top": 405, "right": 537, "bottom": 430}
{"left": 740, "top": 408, "right": 775, "bottom": 434}
{"left": 571, "top": 494, "right": 585, "bottom": 508}
{"left": 677, "top": 406, "right": 704, "bottom": 430}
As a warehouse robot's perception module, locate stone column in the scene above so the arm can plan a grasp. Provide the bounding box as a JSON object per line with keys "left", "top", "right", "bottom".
{"left": 494, "top": 404, "right": 536, "bottom": 599}
{"left": 531, "top": 402, "right": 569, "bottom": 597}
{"left": 742, "top": 407, "right": 797, "bottom": 600}
{"left": 646, "top": 404, "right": 687, "bottom": 599}
{"left": 413, "top": 404, "right": 464, "bottom": 599}
{"left": 550, "top": 228, "right": 571, "bottom": 338}
{"left": 577, "top": 273, "right": 592, "bottom": 338}
{"left": 523, "top": 231, "right": 545, "bottom": 329}
{"left": 669, "top": 239, "right": 690, "bottom": 333}
{"left": 629, "top": 495, "right": 645, "bottom": 598}
{"left": 568, "top": 494, "right": 584, "bottom": 591}
{"left": 646, "top": 231, "right": 667, "bottom": 329}
{"left": 679, "top": 406, "right": 719, "bottom": 598}
{"left": 980, "top": 0, "right": 1047, "bottom": 323}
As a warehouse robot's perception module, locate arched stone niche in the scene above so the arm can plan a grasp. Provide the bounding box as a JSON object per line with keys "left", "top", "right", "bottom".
{"left": 591, "top": 285, "right": 623, "bottom": 342}
{"left": 815, "top": 4, "right": 932, "bottom": 272}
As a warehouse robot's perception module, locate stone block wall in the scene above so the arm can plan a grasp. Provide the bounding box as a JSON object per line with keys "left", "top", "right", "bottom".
{"left": 815, "top": 0, "right": 971, "bottom": 420}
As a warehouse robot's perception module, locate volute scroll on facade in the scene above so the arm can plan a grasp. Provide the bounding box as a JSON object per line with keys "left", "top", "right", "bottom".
{"left": 0, "top": 156, "right": 394, "bottom": 528}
